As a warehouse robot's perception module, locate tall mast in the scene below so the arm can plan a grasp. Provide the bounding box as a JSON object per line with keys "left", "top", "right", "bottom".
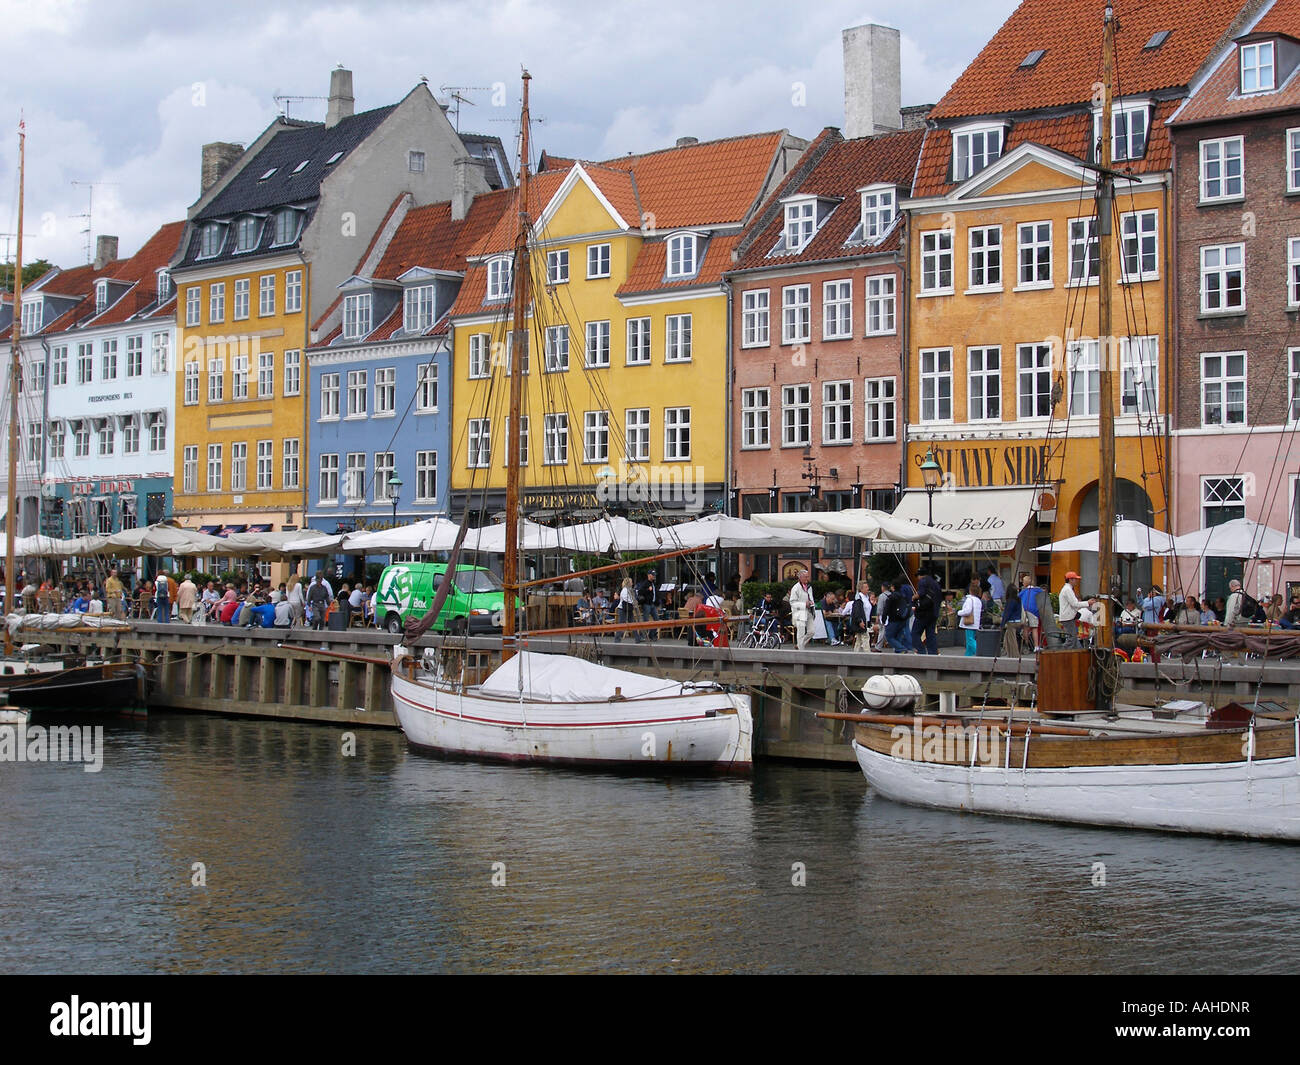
{"left": 502, "top": 70, "right": 531, "bottom": 664}
{"left": 1095, "top": 3, "right": 1116, "bottom": 652}
{"left": 5, "top": 121, "right": 25, "bottom": 655}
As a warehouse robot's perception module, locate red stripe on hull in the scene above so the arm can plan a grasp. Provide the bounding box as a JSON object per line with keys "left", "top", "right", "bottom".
{"left": 393, "top": 688, "right": 726, "bottom": 729}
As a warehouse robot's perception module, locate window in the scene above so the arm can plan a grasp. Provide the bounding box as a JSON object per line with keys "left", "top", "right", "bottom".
{"left": 199, "top": 223, "right": 223, "bottom": 259}
{"left": 741, "top": 291, "right": 769, "bottom": 347}
{"left": 122, "top": 417, "right": 140, "bottom": 455}
{"left": 585, "top": 321, "right": 610, "bottom": 367}
{"left": 1068, "top": 218, "right": 1099, "bottom": 284}
{"left": 273, "top": 210, "right": 299, "bottom": 246}
{"left": 285, "top": 270, "right": 302, "bottom": 313}
{"left": 665, "top": 314, "right": 692, "bottom": 361}
{"left": 483, "top": 257, "right": 512, "bottom": 302}
{"left": 415, "top": 451, "right": 438, "bottom": 502}
{"left": 625, "top": 408, "right": 650, "bottom": 461}
{"left": 1202, "top": 352, "right": 1247, "bottom": 426}
{"left": 1201, "top": 243, "right": 1245, "bottom": 313}
{"left": 148, "top": 414, "right": 166, "bottom": 453}
{"left": 404, "top": 285, "right": 433, "bottom": 332}
{"left": 587, "top": 243, "right": 611, "bottom": 279}
{"left": 1289, "top": 237, "right": 1300, "bottom": 307}
{"left": 823, "top": 280, "right": 852, "bottom": 339}
{"left": 1241, "top": 41, "right": 1276, "bottom": 93}
{"left": 27, "top": 359, "right": 44, "bottom": 394}
{"left": 183, "top": 446, "right": 198, "bottom": 494}
{"left": 1095, "top": 103, "right": 1149, "bottom": 161}
{"left": 93, "top": 281, "right": 109, "bottom": 314}
{"left": 259, "top": 275, "right": 276, "bottom": 316}
{"left": 921, "top": 231, "right": 954, "bottom": 293}
{"left": 1017, "top": 343, "right": 1054, "bottom": 419}
{"left": 953, "top": 125, "right": 1003, "bottom": 180}
{"left": 257, "top": 440, "right": 273, "bottom": 489}
{"left": 234, "top": 217, "right": 260, "bottom": 253}
{"left": 417, "top": 363, "right": 438, "bottom": 411}
{"left": 741, "top": 388, "right": 769, "bottom": 448}
{"left": 542, "top": 325, "right": 570, "bottom": 372}
{"left": 186, "top": 287, "right": 200, "bottom": 327}
{"left": 20, "top": 298, "right": 40, "bottom": 335}
{"left": 968, "top": 346, "right": 1001, "bottom": 421}
{"left": 781, "top": 286, "right": 811, "bottom": 343}
{"left": 343, "top": 293, "right": 371, "bottom": 339}
{"left": 864, "top": 275, "right": 896, "bottom": 336}
{"left": 74, "top": 422, "right": 90, "bottom": 458}
{"left": 208, "top": 444, "right": 223, "bottom": 492}
{"left": 77, "top": 343, "right": 93, "bottom": 384}
{"left": 860, "top": 186, "right": 896, "bottom": 240}
{"left": 547, "top": 249, "right": 569, "bottom": 285}
{"left": 1203, "top": 477, "right": 1247, "bottom": 533}
{"left": 504, "top": 416, "right": 530, "bottom": 467}
{"left": 344, "top": 453, "right": 365, "bottom": 503}
{"left": 283, "top": 438, "right": 300, "bottom": 490}
{"left": 233, "top": 354, "right": 249, "bottom": 400}
{"left": 865, "top": 378, "right": 896, "bottom": 441}
{"left": 209, "top": 282, "right": 225, "bottom": 323}
{"left": 318, "top": 453, "right": 338, "bottom": 502}
{"left": 26, "top": 422, "right": 42, "bottom": 462}
{"left": 1120, "top": 335, "right": 1159, "bottom": 416}
{"left": 823, "top": 381, "right": 852, "bottom": 443}
{"left": 1121, "top": 211, "right": 1159, "bottom": 282}
{"left": 151, "top": 332, "right": 169, "bottom": 374}
{"left": 1017, "top": 221, "right": 1052, "bottom": 287}
{"left": 283, "top": 350, "right": 301, "bottom": 395}
{"left": 666, "top": 234, "right": 696, "bottom": 278}
{"left": 1200, "top": 138, "right": 1244, "bottom": 201}
{"left": 320, "top": 373, "right": 340, "bottom": 419}
{"left": 468, "top": 419, "right": 492, "bottom": 468}
{"left": 233, "top": 278, "right": 250, "bottom": 320}
{"left": 258, "top": 350, "right": 273, "bottom": 397}
{"left": 784, "top": 200, "right": 816, "bottom": 251}
{"left": 583, "top": 410, "right": 609, "bottom": 463}
{"left": 506, "top": 332, "right": 529, "bottom": 375}
{"left": 543, "top": 414, "right": 569, "bottom": 465}
{"left": 184, "top": 362, "right": 199, "bottom": 405}
{"left": 968, "top": 226, "right": 1002, "bottom": 289}
{"left": 346, "top": 369, "right": 367, "bottom": 417}
{"left": 208, "top": 357, "right": 224, "bottom": 401}
{"left": 101, "top": 339, "right": 118, "bottom": 380}
{"left": 1068, "top": 340, "right": 1101, "bottom": 416}
{"left": 626, "top": 318, "right": 651, "bottom": 365}
{"left": 919, "top": 348, "right": 953, "bottom": 422}
{"left": 52, "top": 346, "right": 68, "bottom": 386}
{"left": 375, "top": 366, "right": 396, "bottom": 414}
{"left": 1289, "top": 129, "right": 1300, "bottom": 193}
{"left": 231, "top": 442, "right": 248, "bottom": 491}
{"left": 781, "top": 384, "right": 811, "bottom": 446}
{"left": 408, "top": 150, "right": 425, "bottom": 172}
{"left": 664, "top": 407, "right": 691, "bottom": 460}
{"left": 468, "top": 333, "right": 491, "bottom": 378}
{"left": 1289, "top": 348, "right": 1300, "bottom": 423}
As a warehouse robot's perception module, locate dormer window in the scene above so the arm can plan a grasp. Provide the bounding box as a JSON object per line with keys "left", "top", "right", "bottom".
{"left": 95, "top": 280, "right": 108, "bottom": 315}
{"left": 343, "top": 293, "right": 372, "bottom": 340}
{"left": 784, "top": 199, "right": 816, "bottom": 252}
{"left": 233, "top": 216, "right": 261, "bottom": 253}
{"left": 952, "top": 123, "right": 1005, "bottom": 181}
{"left": 20, "top": 298, "right": 40, "bottom": 336}
{"left": 404, "top": 285, "right": 434, "bottom": 332}
{"left": 666, "top": 233, "right": 697, "bottom": 278}
{"left": 860, "top": 185, "right": 897, "bottom": 241}
{"left": 486, "top": 256, "right": 512, "bottom": 301}
{"left": 1241, "top": 41, "right": 1276, "bottom": 93}
{"left": 1093, "top": 101, "right": 1149, "bottom": 162}
{"left": 272, "top": 208, "right": 300, "bottom": 247}
{"left": 156, "top": 269, "right": 172, "bottom": 301}
{"left": 199, "top": 222, "right": 224, "bottom": 258}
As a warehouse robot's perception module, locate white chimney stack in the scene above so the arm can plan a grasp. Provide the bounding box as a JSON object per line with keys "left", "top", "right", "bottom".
{"left": 843, "top": 24, "right": 902, "bottom": 139}
{"left": 326, "top": 67, "right": 355, "bottom": 128}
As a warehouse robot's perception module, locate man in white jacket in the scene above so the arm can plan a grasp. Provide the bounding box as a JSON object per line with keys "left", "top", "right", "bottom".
{"left": 789, "top": 569, "right": 815, "bottom": 650}
{"left": 1057, "top": 571, "right": 1083, "bottom": 648}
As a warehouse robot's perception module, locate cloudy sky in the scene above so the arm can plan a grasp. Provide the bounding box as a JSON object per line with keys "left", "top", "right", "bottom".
{"left": 0, "top": 0, "right": 1017, "bottom": 270}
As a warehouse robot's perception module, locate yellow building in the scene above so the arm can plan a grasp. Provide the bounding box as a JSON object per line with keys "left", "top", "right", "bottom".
{"left": 446, "top": 134, "right": 804, "bottom": 520}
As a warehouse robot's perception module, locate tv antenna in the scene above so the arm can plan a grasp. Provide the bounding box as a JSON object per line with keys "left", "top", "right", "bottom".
{"left": 439, "top": 85, "right": 495, "bottom": 132}
{"left": 274, "top": 93, "right": 328, "bottom": 119}
{"left": 70, "top": 180, "right": 119, "bottom": 264}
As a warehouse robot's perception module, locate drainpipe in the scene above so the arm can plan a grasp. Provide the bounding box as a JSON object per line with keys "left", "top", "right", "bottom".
{"left": 1166, "top": 157, "right": 1178, "bottom": 596}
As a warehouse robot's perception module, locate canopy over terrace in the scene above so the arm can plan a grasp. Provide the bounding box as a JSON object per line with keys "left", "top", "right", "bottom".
{"left": 660, "top": 514, "right": 826, "bottom": 552}
{"left": 1037, "top": 520, "right": 1177, "bottom": 557}
{"left": 752, "top": 509, "right": 984, "bottom": 552}
{"left": 1168, "top": 518, "right": 1300, "bottom": 560}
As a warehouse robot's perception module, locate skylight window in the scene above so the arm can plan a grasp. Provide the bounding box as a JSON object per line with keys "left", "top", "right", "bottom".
{"left": 291, "top": 159, "right": 310, "bottom": 174}
{"left": 1020, "top": 49, "right": 1045, "bottom": 69}
{"left": 325, "top": 151, "right": 343, "bottom": 165}
{"left": 259, "top": 167, "right": 278, "bottom": 181}
{"left": 1144, "top": 30, "right": 1171, "bottom": 50}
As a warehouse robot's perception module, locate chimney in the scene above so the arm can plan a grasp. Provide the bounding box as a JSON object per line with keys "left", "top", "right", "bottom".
{"left": 452, "top": 157, "right": 476, "bottom": 222}
{"left": 326, "top": 67, "right": 355, "bottom": 128}
{"left": 201, "top": 142, "right": 244, "bottom": 194}
{"left": 900, "top": 104, "right": 934, "bottom": 132}
{"left": 93, "top": 235, "right": 119, "bottom": 270}
{"left": 843, "top": 24, "right": 902, "bottom": 139}
{"left": 675, "top": 136, "right": 699, "bottom": 148}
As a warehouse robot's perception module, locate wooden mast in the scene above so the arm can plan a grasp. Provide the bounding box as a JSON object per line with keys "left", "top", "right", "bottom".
{"left": 502, "top": 71, "right": 532, "bottom": 665}
{"left": 1096, "top": 3, "right": 1116, "bottom": 651}
{"left": 5, "top": 120, "right": 25, "bottom": 655}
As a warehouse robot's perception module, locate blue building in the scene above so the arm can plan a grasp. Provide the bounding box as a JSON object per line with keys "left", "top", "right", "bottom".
{"left": 306, "top": 188, "right": 511, "bottom": 537}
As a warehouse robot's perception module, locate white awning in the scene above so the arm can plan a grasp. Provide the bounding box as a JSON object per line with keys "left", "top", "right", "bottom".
{"left": 873, "top": 487, "right": 1038, "bottom": 554}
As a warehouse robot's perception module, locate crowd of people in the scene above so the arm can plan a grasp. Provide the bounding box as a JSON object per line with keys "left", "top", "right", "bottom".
{"left": 568, "top": 570, "right": 736, "bottom": 647}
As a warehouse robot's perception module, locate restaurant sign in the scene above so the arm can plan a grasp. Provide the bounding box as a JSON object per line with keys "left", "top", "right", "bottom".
{"left": 910, "top": 442, "right": 1052, "bottom": 489}
{"left": 69, "top": 479, "right": 136, "bottom": 496}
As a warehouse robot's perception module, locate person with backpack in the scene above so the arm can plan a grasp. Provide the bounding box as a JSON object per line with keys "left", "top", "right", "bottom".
{"left": 912, "top": 570, "right": 941, "bottom": 655}
{"left": 1224, "top": 579, "right": 1260, "bottom": 628}
{"left": 884, "top": 582, "right": 914, "bottom": 653}
{"left": 873, "top": 582, "right": 893, "bottom": 651}
{"left": 958, "top": 579, "right": 983, "bottom": 656}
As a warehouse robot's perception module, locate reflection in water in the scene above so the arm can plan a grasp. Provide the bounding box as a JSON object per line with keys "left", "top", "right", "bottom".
{"left": 0, "top": 713, "right": 1295, "bottom": 973}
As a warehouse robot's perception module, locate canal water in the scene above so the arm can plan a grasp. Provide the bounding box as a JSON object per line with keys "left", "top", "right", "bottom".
{"left": 1, "top": 712, "right": 1296, "bottom": 974}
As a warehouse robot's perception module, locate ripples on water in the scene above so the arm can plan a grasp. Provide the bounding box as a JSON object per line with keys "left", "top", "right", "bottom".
{"left": 0, "top": 713, "right": 1296, "bottom": 974}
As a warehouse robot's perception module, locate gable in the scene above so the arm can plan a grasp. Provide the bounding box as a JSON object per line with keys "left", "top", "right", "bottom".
{"left": 978, "top": 158, "right": 1084, "bottom": 197}
{"left": 542, "top": 171, "right": 631, "bottom": 236}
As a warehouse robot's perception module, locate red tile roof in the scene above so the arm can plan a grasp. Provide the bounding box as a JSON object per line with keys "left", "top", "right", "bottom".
{"left": 616, "top": 232, "right": 741, "bottom": 297}
{"left": 92, "top": 221, "right": 185, "bottom": 326}
{"left": 930, "top": 0, "right": 1248, "bottom": 120}
{"left": 1253, "top": 0, "right": 1300, "bottom": 32}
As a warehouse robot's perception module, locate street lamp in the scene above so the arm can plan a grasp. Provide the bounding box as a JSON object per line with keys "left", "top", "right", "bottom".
{"left": 387, "top": 473, "right": 404, "bottom": 528}
{"left": 921, "top": 449, "right": 942, "bottom": 578}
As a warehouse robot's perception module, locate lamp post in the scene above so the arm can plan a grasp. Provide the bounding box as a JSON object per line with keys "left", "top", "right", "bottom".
{"left": 921, "top": 449, "right": 942, "bottom": 579}
{"left": 387, "top": 473, "right": 403, "bottom": 529}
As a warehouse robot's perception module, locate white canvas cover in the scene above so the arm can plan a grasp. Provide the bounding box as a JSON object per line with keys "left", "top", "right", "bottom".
{"left": 479, "top": 650, "right": 707, "bottom": 702}
{"left": 1169, "top": 518, "right": 1300, "bottom": 560}
{"left": 753, "top": 509, "right": 983, "bottom": 552}
{"left": 661, "top": 513, "right": 825, "bottom": 551}
{"left": 1037, "top": 519, "right": 1177, "bottom": 556}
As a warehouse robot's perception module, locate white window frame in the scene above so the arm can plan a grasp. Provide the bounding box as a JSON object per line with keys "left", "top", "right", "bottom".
{"left": 952, "top": 123, "right": 1004, "bottom": 181}
{"left": 781, "top": 285, "right": 811, "bottom": 344}
{"left": 416, "top": 363, "right": 438, "bottom": 412}
{"left": 320, "top": 372, "right": 340, "bottom": 420}
{"left": 183, "top": 445, "right": 198, "bottom": 494}
{"left": 967, "top": 226, "right": 1002, "bottom": 291}
{"left": 285, "top": 270, "right": 303, "bottom": 314}
{"left": 1240, "top": 40, "right": 1276, "bottom": 94}
{"left": 543, "top": 413, "right": 569, "bottom": 465}
{"left": 1093, "top": 101, "right": 1150, "bottom": 162}
{"left": 741, "top": 387, "right": 769, "bottom": 449}
{"left": 208, "top": 444, "right": 224, "bottom": 493}
{"left": 920, "top": 230, "right": 954, "bottom": 294}
{"left": 318, "top": 453, "right": 339, "bottom": 503}
{"left": 209, "top": 282, "right": 225, "bottom": 323}
{"left": 231, "top": 442, "right": 248, "bottom": 492}
{"left": 184, "top": 362, "right": 199, "bottom": 406}
{"left": 344, "top": 452, "right": 365, "bottom": 503}
{"left": 282, "top": 438, "right": 300, "bottom": 490}
{"left": 1068, "top": 217, "right": 1099, "bottom": 285}
{"left": 346, "top": 369, "right": 367, "bottom": 418}
{"left": 585, "top": 320, "right": 611, "bottom": 368}
{"left": 583, "top": 410, "right": 609, "bottom": 463}
{"left": 967, "top": 346, "right": 1001, "bottom": 422}
{"left": 283, "top": 349, "right": 301, "bottom": 396}
{"left": 1017, "top": 343, "right": 1054, "bottom": 420}
{"left": 864, "top": 377, "right": 896, "bottom": 441}
{"left": 919, "top": 348, "right": 953, "bottom": 423}
{"left": 865, "top": 275, "right": 896, "bottom": 335}
{"left": 1120, "top": 335, "right": 1160, "bottom": 417}
{"left": 415, "top": 450, "right": 438, "bottom": 503}
{"left": 375, "top": 366, "right": 396, "bottom": 415}
{"left": 259, "top": 274, "right": 276, "bottom": 317}
{"left": 1288, "top": 128, "right": 1300, "bottom": 194}
{"left": 233, "top": 277, "right": 250, "bottom": 320}
{"left": 741, "top": 290, "right": 769, "bottom": 347}
{"left": 1016, "top": 221, "right": 1052, "bottom": 289}
{"left": 1200, "top": 243, "right": 1245, "bottom": 314}
{"left": 547, "top": 248, "right": 569, "bottom": 285}
{"left": 101, "top": 338, "right": 118, "bottom": 380}
{"left": 586, "top": 243, "right": 611, "bottom": 279}
{"left": 1067, "top": 339, "right": 1101, "bottom": 417}
{"left": 625, "top": 408, "right": 650, "bottom": 462}
{"left": 1120, "top": 210, "right": 1159, "bottom": 283}
{"left": 185, "top": 287, "right": 200, "bottom": 327}
{"left": 822, "top": 280, "right": 852, "bottom": 340}
{"left": 257, "top": 440, "right": 273, "bottom": 490}
{"left": 1288, "top": 348, "right": 1300, "bottom": 424}
{"left": 150, "top": 332, "right": 169, "bottom": 374}
{"left": 468, "top": 333, "right": 491, "bottom": 379}
{"left": 663, "top": 407, "right": 691, "bottom": 461}
{"left": 665, "top": 314, "right": 692, "bottom": 362}
{"left": 859, "top": 185, "right": 896, "bottom": 241}
{"left": 1201, "top": 351, "right": 1247, "bottom": 427}
{"left": 544, "top": 325, "right": 570, "bottom": 372}
{"left": 1288, "top": 237, "right": 1300, "bottom": 308}
{"left": 52, "top": 345, "right": 68, "bottom": 387}
{"left": 343, "top": 293, "right": 372, "bottom": 339}
{"left": 783, "top": 199, "right": 816, "bottom": 252}
{"left": 404, "top": 285, "right": 433, "bottom": 332}
{"left": 822, "top": 380, "right": 852, "bottom": 444}
{"left": 781, "top": 384, "right": 811, "bottom": 446}
{"left": 1200, "top": 137, "right": 1244, "bottom": 202}
{"left": 207, "top": 357, "right": 224, "bottom": 402}
{"left": 626, "top": 318, "right": 651, "bottom": 365}
{"left": 666, "top": 233, "right": 697, "bottom": 278}
{"left": 232, "top": 354, "right": 249, "bottom": 400}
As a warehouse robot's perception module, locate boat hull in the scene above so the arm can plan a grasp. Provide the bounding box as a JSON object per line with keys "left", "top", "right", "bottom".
{"left": 392, "top": 670, "right": 752, "bottom": 771}
{"left": 853, "top": 735, "right": 1300, "bottom": 841}
{"left": 6, "top": 662, "right": 146, "bottom": 719}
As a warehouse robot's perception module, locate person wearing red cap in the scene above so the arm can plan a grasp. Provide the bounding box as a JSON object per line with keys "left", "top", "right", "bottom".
{"left": 1058, "top": 571, "right": 1082, "bottom": 648}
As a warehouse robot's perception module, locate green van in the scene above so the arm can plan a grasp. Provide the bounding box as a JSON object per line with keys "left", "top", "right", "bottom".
{"left": 375, "top": 562, "right": 506, "bottom": 635}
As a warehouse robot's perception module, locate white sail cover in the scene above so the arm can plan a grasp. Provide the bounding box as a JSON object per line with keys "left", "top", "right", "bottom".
{"left": 479, "top": 651, "right": 709, "bottom": 702}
